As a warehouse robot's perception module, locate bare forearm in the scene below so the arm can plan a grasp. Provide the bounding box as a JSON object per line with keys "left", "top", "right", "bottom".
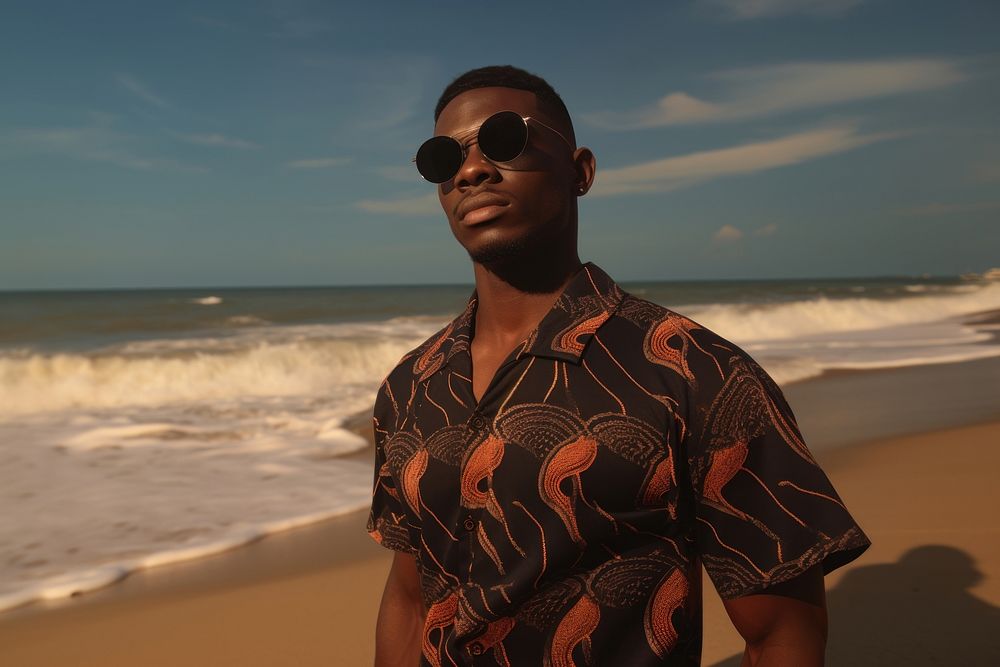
{"left": 374, "top": 589, "right": 425, "bottom": 667}
{"left": 740, "top": 638, "right": 824, "bottom": 666}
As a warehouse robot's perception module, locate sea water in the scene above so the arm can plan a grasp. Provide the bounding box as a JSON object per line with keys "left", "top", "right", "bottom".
{"left": 1, "top": 273, "right": 998, "bottom": 611}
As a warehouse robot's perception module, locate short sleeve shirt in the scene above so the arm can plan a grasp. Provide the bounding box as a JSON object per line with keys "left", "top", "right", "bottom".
{"left": 366, "top": 261, "right": 871, "bottom": 666}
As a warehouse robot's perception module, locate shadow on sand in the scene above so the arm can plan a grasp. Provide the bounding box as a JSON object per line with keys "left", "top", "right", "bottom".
{"left": 708, "top": 545, "right": 1000, "bottom": 666}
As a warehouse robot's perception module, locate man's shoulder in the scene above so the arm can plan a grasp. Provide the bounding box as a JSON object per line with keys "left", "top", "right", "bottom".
{"left": 606, "top": 291, "right": 753, "bottom": 384}
{"left": 610, "top": 292, "right": 739, "bottom": 350}
{"left": 377, "top": 310, "right": 469, "bottom": 394}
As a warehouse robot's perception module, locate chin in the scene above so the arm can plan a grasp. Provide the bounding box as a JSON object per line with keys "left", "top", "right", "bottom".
{"left": 467, "top": 235, "right": 531, "bottom": 264}
{"left": 458, "top": 206, "right": 570, "bottom": 265}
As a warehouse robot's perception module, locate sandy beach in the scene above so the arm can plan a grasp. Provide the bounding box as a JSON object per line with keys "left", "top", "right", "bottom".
{"left": 1, "top": 352, "right": 998, "bottom": 666}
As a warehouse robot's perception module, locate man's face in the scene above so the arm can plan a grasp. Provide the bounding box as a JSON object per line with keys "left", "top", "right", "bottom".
{"left": 432, "top": 87, "right": 580, "bottom": 265}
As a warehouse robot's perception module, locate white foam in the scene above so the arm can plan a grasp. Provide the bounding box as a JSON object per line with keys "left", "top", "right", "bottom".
{"left": 0, "top": 565, "right": 131, "bottom": 610}
{"left": 746, "top": 319, "right": 1000, "bottom": 384}
{"left": 316, "top": 423, "right": 369, "bottom": 446}
{"left": 0, "top": 500, "right": 372, "bottom": 613}
{"left": 0, "top": 320, "right": 446, "bottom": 418}
{"left": 192, "top": 296, "right": 222, "bottom": 305}
{"left": 760, "top": 342, "right": 1000, "bottom": 385}
{"left": 683, "top": 281, "right": 1000, "bottom": 343}
{"left": 226, "top": 315, "right": 271, "bottom": 326}
{"left": 0, "top": 317, "right": 451, "bottom": 612}
{"left": 0, "top": 414, "right": 376, "bottom": 614}
{"left": 61, "top": 423, "right": 204, "bottom": 451}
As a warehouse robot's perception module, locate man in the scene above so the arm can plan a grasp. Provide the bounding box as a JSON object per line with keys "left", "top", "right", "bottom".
{"left": 366, "top": 65, "right": 871, "bottom": 666}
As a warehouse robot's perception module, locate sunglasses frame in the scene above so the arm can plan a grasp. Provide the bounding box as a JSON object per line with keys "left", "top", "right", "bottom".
{"left": 412, "top": 111, "right": 575, "bottom": 184}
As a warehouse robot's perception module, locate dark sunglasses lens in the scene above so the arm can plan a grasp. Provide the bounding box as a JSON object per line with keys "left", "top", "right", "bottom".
{"left": 416, "top": 136, "right": 463, "bottom": 183}
{"left": 479, "top": 111, "right": 528, "bottom": 162}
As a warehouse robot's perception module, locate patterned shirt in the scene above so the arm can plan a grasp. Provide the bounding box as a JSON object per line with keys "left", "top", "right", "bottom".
{"left": 366, "top": 261, "right": 871, "bottom": 666}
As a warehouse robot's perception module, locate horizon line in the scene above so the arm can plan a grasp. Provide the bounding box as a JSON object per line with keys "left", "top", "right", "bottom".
{"left": 0, "top": 271, "right": 985, "bottom": 294}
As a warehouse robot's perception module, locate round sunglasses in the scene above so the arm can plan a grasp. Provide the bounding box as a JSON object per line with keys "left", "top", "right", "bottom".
{"left": 413, "top": 110, "right": 574, "bottom": 183}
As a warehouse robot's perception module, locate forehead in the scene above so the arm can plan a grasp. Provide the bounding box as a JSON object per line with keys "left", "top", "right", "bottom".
{"left": 434, "top": 87, "right": 546, "bottom": 136}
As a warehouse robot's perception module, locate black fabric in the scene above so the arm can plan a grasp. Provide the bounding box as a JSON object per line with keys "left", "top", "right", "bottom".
{"left": 366, "top": 261, "right": 871, "bottom": 666}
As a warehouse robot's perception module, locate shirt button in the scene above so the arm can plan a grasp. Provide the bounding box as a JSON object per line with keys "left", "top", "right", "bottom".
{"left": 470, "top": 414, "right": 486, "bottom": 430}
{"left": 468, "top": 642, "right": 484, "bottom": 655}
{"left": 463, "top": 516, "right": 475, "bottom": 531}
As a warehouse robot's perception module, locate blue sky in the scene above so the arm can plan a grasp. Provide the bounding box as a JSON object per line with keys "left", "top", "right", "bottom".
{"left": 1, "top": 0, "right": 998, "bottom": 289}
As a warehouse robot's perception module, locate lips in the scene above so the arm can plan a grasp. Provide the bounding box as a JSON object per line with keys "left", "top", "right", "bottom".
{"left": 456, "top": 191, "right": 510, "bottom": 222}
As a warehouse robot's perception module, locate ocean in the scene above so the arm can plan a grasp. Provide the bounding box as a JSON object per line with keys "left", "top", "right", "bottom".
{"left": 2, "top": 272, "right": 999, "bottom": 612}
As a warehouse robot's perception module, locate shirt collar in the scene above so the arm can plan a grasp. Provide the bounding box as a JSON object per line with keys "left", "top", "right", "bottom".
{"left": 424, "top": 262, "right": 625, "bottom": 378}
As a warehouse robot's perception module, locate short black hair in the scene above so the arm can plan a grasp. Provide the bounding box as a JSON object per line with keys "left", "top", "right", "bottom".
{"left": 434, "top": 65, "right": 575, "bottom": 145}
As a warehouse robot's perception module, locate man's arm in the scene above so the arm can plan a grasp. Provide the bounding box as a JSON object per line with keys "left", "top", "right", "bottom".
{"left": 374, "top": 551, "right": 427, "bottom": 667}
{"left": 721, "top": 563, "right": 828, "bottom": 667}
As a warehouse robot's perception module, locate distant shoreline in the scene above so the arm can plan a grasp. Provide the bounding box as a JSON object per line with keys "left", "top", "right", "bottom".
{"left": 2, "top": 269, "right": 996, "bottom": 294}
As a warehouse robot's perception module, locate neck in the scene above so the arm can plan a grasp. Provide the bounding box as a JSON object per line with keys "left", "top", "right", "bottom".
{"left": 471, "top": 244, "right": 583, "bottom": 347}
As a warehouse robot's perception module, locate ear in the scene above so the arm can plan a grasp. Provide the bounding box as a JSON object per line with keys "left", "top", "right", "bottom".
{"left": 572, "top": 147, "right": 596, "bottom": 196}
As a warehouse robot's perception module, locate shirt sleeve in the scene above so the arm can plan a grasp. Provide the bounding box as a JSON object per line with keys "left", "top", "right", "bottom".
{"left": 365, "top": 378, "right": 420, "bottom": 556}
{"left": 684, "top": 343, "right": 871, "bottom": 600}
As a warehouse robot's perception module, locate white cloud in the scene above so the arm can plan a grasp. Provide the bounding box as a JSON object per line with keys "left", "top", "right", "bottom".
{"left": 973, "top": 164, "right": 1000, "bottom": 184}
{"left": 584, "top": 58, "right": 966, "bottom": 129}
{"left": 116, "top": 73, "right": 168, "bottom": 109}
{"left": 713, "top": 225, "right": 744, "bottom": 242}
{"left": 895, "top": 201, "right": 1000, "bottom": 216}
{"left": 302, "top": 54, "right": 437, "bottom": 133}
{"left": 274, "top": 18, "right": 333, "bottom": 39}
{"left": 175, "top": 133, "right": 259, "bottom": 149}
{"left": 591, "top": 123, "right": 901, "bottom": 197}
{"left": 378, "top": 165, "right": 422, "bottom": 182}
{"left": 754, "top": 223, "right": 779, "bottom": 236}
{"left": 263, "top": 4, "right": 333, "bottom": 40}
{"left": 3, "top": 125, "right": 204, "bottom": 172}
{"left": 355, "top": 81, "right": 424, "bottom": 131}
{"left": 355, "top": 192, "right": 440, "bottom": 216}
{"left": 190, "top": 15, "right": 241, "bottom": 31}
{"left": 286, "top": 157, "right": 353, "bottom": 169}
{"left": 702, "top": 0, "right": 864, "bottom": 20}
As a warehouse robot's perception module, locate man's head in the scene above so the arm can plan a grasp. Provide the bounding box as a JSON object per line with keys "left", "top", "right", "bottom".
{"left": 434, "top": 66, "right": 576, "bottom": 147}
{"left": 428, "top": 65, "right": 595, "bottom": 274}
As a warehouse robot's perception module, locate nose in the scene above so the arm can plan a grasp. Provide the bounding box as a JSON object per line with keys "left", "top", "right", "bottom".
{"left": 454, "top": 142, "right": 500, "bottom": 189}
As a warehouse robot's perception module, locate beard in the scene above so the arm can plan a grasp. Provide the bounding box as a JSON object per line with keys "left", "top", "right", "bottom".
{"left": 465, "top": 217, "right": 574, "bottom": 294}
{"left": 467, "top": 230, "right": 535, "bottom": 264}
